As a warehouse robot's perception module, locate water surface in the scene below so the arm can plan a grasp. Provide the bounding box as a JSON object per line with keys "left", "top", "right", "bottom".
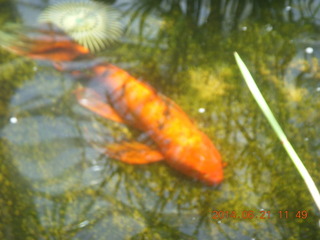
{"left": 0, "top": 0, "right": 319, "bottom": 239}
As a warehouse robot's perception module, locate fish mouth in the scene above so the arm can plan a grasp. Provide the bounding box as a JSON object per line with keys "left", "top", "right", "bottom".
{"left": 201, "top": 171, "right": 223, "bottom": 185}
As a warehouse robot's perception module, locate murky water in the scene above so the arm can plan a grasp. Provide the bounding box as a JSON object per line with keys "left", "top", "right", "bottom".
{"left": 0, "top": 0, "right": 320, "bottom": 239}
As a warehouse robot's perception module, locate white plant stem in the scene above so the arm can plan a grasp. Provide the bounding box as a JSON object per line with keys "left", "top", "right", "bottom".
{"left": 234, "top": 52, "right": 320, "bottom": 212}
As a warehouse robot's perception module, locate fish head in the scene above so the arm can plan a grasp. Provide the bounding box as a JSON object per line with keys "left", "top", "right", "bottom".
{"left": 194, "top": 145, "right": 224, "bottom": 185}
{"left": 187, "top": 138, "right": 223, "bottom": 185}
{"left": 165, "top": 132, "right": 224, "bottom": 185}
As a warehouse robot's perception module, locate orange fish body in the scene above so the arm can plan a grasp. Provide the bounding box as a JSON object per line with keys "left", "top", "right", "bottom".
{"left": 1, "top": 24, "right": 223, "bottom": 185}
{"left": 75, "top": 64, "right": 223, "bottom": 184}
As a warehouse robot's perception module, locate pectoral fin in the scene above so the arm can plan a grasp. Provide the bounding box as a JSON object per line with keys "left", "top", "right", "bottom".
{"left": 106, "top": 141, "right": 164, "bottom": 164}
{"left": 74, "top": 87, "right": 124, "bottom": 123}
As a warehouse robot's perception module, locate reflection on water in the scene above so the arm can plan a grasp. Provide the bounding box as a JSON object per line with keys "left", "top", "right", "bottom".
{"left": 0, "top": 0, "right": 320, "bottom": 239}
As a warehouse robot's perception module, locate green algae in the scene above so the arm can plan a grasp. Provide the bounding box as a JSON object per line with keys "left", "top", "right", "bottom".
{"left": 0, "top": 0, "right": 319, "bottom": 239}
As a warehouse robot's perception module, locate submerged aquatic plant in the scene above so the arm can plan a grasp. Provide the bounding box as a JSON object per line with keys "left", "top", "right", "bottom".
{"left": 39, "top": 0, "right": 123, "bottom": 52}
{"left": 0, "top": 23, "right": 27, "bottom": 51}
{"left": 234, "top": 52, "right": 320, "bottom": 212}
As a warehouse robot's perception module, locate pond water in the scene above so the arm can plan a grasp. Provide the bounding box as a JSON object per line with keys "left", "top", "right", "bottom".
{"left": 0, "top": 0, "right": 320, "bottom": 239}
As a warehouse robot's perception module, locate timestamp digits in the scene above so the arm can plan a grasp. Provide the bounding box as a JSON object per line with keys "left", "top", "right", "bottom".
{"left": 211, "top": 210, "right": 271, "bottom": 220}
{"left": 211, "top": 210, "right": 308, "bottom": 220}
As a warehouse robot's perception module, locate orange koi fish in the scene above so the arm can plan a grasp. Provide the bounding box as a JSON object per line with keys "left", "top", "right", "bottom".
{"left": 1, "top": 23, "right": 223, "bottom": 185}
